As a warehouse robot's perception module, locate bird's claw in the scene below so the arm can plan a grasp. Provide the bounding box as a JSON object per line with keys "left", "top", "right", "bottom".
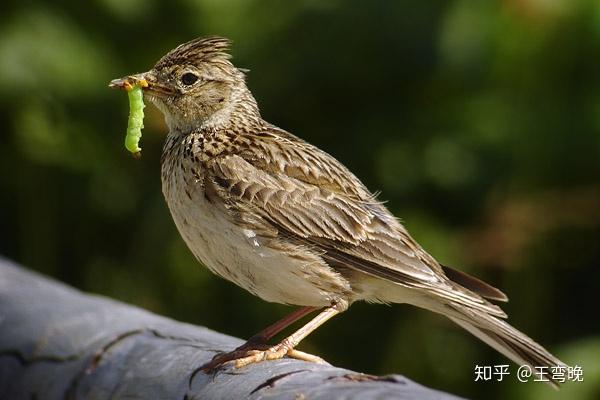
{"left": 200, "top": 343, "right": 327, "bottom": 372}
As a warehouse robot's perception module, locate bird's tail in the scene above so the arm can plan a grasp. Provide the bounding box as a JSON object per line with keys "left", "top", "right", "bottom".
{"left": 441, "top": 302, "right": 567, "bottom": 388}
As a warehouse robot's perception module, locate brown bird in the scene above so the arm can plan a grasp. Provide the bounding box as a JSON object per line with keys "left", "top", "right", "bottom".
{"left": 110, "top": 36, "right": 566, "bottom": 385}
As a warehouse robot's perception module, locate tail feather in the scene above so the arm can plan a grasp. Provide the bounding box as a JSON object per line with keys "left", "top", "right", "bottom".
{"left": 441, "top": 264, "right": 508, "bottom": 302}
{"left": 445, "top": 303, "right": 567, "bottom": 389}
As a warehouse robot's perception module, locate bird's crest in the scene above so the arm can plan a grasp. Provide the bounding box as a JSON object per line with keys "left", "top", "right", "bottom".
{"left": 154, "top": 36, "right": 232, "bottom": 69}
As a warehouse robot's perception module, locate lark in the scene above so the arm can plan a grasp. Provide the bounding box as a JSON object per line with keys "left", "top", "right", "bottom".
{"left": 110, "top": 36, "right": 566, "bottom": 384}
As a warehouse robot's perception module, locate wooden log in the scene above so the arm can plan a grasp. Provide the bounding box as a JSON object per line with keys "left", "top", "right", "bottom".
{"left": 0, "top": 257, "right": 462, "bottom": 399}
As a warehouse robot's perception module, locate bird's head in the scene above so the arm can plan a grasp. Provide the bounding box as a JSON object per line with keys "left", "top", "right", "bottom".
{"left": 110, "top": 36, "right": 259, "bottom": 132}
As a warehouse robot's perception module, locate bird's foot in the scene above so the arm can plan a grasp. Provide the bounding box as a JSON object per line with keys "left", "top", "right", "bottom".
{"left": 200, "top": 340, "right": 327, "bottom": 372}
{"left": 233, "top": 344, "right": 327, "bottom": 368}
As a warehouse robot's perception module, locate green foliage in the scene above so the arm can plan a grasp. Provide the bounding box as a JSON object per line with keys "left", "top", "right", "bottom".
{"left": 0, "top": 1, "right": 598, "bottom": 398}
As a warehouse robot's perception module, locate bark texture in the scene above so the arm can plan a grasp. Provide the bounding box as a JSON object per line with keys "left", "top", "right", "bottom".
{"left": 0, "top": 257, "right": 462, "bottom": 399}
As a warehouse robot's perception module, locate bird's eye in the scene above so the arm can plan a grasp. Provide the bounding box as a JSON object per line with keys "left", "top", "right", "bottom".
{"left": 181, "top": 72, "right": 199, "bottom": 86}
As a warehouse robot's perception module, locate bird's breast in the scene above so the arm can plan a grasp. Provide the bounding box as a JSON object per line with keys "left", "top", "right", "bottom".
{"left": 160, "top": 138, "right": 353, "bottom": 307}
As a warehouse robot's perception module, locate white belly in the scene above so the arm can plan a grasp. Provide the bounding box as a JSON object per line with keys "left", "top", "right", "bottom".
{"left": 161, "top": 165, "right": 352, "bottom": 307}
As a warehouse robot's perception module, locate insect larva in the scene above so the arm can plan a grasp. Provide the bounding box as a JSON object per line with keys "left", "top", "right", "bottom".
{"left": 124, "top": 80, "right": 147, "bottom": 158}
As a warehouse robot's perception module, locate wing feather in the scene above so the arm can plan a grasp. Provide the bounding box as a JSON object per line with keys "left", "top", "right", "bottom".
{"left": 203, "top": 127, "right": 505, "bottom": 316}
{"left": 207, "top": 152, "right": 440, "bottom": 284}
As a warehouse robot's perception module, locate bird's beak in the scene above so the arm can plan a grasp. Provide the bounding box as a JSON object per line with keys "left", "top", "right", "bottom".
{"left": 109, "top": 72, "right": 150, "bottom": 91}
{"left": 109, "top": 71, "right": 173, "bottom": 96}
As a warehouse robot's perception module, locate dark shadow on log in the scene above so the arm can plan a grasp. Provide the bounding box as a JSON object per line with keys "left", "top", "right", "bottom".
{"left": 0, "top": 257, "right": 463, "bottom": 399}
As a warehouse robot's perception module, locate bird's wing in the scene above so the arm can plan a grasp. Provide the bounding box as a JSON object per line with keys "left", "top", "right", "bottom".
{"left": 203, "top": 129, "right": 505, "bottom": 315}
{"left": 206, "top": 152, "right": 436, "bottom": 283}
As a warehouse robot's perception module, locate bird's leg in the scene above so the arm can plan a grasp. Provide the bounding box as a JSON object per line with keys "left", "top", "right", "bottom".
{"left": 247, "top": 306, "right": 318, "bottom": 344}
{"left": 234, "top": 303, "right": 343, "bottom": 368}
{"left": 200, "top": 306, "right": 318, "bottom": 371}
{"left": 201, "top": 303, "right": 343, "bottom": 372}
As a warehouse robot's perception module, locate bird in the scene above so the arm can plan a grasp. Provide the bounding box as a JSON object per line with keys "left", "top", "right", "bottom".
{"left": 110, "top": 36, "right": 566, "bottom": 385}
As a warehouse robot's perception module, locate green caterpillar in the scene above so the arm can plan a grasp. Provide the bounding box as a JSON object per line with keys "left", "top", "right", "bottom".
{"left": 124, "top": 83, "right": 146, "bottom": 157}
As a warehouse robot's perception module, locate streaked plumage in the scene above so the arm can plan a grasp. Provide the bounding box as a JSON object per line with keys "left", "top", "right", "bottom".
{"left": 111, "top": 36, "right": 566, "bottom": 385}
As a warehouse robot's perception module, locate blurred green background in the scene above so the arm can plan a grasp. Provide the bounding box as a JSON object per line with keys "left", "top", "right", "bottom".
{"left": 0, "top": 0, "right": 598, "bottom": 398}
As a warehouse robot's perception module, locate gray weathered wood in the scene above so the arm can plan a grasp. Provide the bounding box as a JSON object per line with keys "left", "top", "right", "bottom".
{"left": 0, "top": 257, "right": 462, "bottom": 399}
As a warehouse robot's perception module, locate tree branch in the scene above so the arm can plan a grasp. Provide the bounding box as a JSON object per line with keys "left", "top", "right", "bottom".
{"left": 0, "top": 257, "right": 462, "bottom": 399}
